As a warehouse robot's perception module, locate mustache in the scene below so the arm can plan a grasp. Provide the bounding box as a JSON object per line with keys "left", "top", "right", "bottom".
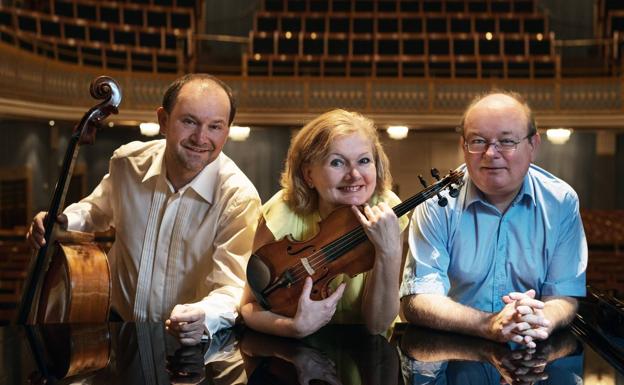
{"left": 181, "top": 139, "right": 214, "bottom": 151}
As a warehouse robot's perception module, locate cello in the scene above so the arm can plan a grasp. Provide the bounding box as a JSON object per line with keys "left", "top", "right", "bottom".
{"left": 246, "top": 168, "right": 464, "bottom": 317}
{"left": 16, "top": 76, "right": 121, "bottom": 324}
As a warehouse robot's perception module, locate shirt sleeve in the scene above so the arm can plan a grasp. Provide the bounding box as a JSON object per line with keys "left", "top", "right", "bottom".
{"left": 188, "top": 190, "right": 261, "bottom": 336}
{"left": 63, "top": 162, "right": 116, "bottom": 233}
{"left": 542, "top": 192, "right": 587, "bottom": 297}
{"left": 400, "top": 200, "right": 452, "bottom": 299}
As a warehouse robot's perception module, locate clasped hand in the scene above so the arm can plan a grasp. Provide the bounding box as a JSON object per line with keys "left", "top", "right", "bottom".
{"left": 491, "top": 289, "right": 551, "bottom": 348}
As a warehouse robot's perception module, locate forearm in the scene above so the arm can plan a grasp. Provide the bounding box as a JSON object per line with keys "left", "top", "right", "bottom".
{"left": 401, "top": 294, "right": 494, "bottom": 340}
{"left": 542, "top": 296, "right": 578, "bottom": 332}
{"left": 240, "top": 301, "right": 307, "bottom": 338}
{"left": 361, "top": 250, "right": 401, "bottom": 335}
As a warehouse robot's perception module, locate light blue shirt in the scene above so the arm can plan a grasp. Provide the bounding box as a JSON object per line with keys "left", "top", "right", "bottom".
{"left": 400, "top": 164, "right": 587, "bottom": 313}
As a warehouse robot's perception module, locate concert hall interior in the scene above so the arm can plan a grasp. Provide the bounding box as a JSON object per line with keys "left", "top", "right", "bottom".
{"left": 1, "top": 0, "right": 624, "bottom": 384}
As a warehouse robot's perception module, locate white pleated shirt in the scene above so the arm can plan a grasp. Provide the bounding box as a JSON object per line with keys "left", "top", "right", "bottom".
{"left": 64, "top": 140, "right": 261, "bottom": 336}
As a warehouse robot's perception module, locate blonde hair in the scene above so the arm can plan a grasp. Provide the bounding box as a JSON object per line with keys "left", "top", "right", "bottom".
{"left": 280, "top": 109, "right": 392, "bottom": 215}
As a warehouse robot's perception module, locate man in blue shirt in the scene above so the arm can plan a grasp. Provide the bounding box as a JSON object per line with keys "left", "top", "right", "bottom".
{"left": 400, "top": 91, "right": 587, "bottom": 348}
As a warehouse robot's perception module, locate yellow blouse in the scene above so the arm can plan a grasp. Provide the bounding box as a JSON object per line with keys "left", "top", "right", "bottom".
{"left": 261, "top": 189, "right": 408, "bottom": 324}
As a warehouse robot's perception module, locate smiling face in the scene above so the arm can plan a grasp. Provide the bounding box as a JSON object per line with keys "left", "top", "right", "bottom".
{"left": 303, "top": 132, "right": 377, "bottom": 218}
{"left": 462, "top": 93, "right": 540, "bottom": 210}
{"left": 157, "top": 80, "right": 230, "bottom": 189}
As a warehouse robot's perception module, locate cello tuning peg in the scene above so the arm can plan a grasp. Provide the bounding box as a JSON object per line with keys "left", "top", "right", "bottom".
{"left": 418, "top": 175, "right": 428, "bottom": 189}
{"left": 448, "top": 185, "right": 459, "bottom": 198}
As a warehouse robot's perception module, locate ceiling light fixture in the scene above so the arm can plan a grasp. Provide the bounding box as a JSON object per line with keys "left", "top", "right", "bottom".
{"left": 229, "top": 126, "right": 251, "bottom": 141}
{"left": 387, "top": 125, "right": 409, "bottom": 140}
{"left": 546, "top": 128, "right": 572, "bottom": 145}
{"left": 139, "top": 122, "right": 160, "bottom": 136}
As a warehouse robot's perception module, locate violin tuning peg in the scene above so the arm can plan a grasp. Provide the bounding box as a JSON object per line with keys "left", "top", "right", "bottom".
{"left": 448, "top": 185, "right": 459, "bottom": 198}
{"left": 418, "top": 175, "right": 428, "bottom": 189}
{"left": 437, "top": 196, "right": 448, "bottom": 207}
{"left": 430, "top": 168, "right": 441, "bottom": 181}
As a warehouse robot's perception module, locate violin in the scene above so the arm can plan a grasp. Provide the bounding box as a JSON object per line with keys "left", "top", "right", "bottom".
{"left": 16, "top": 76, "right": 122, "bottom": 324}
{"left": 246, "top": 168, "right": 464, "bottom": 317}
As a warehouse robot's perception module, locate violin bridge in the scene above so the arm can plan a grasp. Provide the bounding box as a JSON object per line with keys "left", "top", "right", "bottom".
{"left": 300, "top": 257, "right": 315, "bottom": 275}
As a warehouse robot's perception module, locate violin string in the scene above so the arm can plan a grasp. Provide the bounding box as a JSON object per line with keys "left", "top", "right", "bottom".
{"left": 284, "top": 226, "right": 366, "bottom": 283}
{"left": 280, "top": 178, "right": 456, "bottom": 285}
{"left": 282, "top": 186, "right": 443, "bottom": 284}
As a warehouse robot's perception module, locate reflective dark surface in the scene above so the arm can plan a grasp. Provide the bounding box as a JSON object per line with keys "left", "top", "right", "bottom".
{"left": 1, "top": 295, "right": 623, "bottom": 385}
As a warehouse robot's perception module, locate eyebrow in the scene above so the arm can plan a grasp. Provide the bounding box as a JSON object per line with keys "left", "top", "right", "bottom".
{"left": 328, "top": 152, "right": 372, "bottom": 159}
{"left": 467, "top": 130, "right": 515, "bottom": 137}
{"left": 181, "top": 113, "right": 226, "bottom": 125}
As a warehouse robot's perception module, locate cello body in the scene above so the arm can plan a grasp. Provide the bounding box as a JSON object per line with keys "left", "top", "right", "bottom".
{"left": 16, "top": 76, "right": 121, "bottom": 324}
{"left": 37, "top": 241, "right": 111, "bottom": 323}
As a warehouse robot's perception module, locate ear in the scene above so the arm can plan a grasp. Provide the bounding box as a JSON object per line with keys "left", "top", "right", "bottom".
{"left": 529, "top": 132, "right": 541, "bottom": 161}
{"left": 156, "top": 107, "right": 168, "bottom": 136}
{"left": 301, "top": 164, "right": 314, "bottom": 188}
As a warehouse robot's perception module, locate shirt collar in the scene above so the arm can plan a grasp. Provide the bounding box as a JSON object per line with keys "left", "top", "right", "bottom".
{"left": 142, "top": 148, "right": 221, "bottom": 204}
{"left": 186, "top": 153, "right": 221, "bottom": 204}
{"left": 142, "top": 146, "right": 166, "bottom": 183}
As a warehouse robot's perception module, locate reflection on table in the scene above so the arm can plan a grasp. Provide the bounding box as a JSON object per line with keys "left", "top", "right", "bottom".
{"left": 0, "top": 315, "right": 622, "bottom": 384}
{"left": 396, "top": 324, "right": 582, "bottom": 385}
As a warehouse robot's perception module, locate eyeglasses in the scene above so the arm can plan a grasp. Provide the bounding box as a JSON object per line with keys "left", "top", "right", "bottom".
{"left": 463, "top": 135, "right": 532, "bottom": 154}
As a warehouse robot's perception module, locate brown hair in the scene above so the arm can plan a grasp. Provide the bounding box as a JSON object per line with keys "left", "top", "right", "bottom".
{"left": 162, "top": 73, "right": 236, "bottom": 126}
{"left": 280, "top": 109, "right": 392, "bottom": 215}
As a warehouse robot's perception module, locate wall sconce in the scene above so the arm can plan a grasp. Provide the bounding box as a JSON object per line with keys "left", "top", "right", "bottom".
{"left": 387, "top": 125, "right": 409, "bottom": 140}
{"left": 139, "top": 122, "right": 160, "bottom": 136}
{"left": 229, "top": 126, "right": 251, "bottom": 141}
{"left": 546, "top": 128, "right": 572, "bottom": 145}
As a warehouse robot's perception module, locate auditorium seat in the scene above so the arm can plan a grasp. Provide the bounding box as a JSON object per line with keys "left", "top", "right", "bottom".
{"left": 0, "top": 0, "right": 197, "bottom": 73}
{"left": 244, "top": 0, "right": 560, "bottom": 78}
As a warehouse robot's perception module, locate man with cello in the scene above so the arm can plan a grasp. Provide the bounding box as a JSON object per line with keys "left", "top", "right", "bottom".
{"left": 27, "top": 73, "right": 261, "bottom": 345}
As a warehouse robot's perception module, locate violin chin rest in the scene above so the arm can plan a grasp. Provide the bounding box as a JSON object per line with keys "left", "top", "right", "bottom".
{"left": 246, "top": 253, "right": 272, "bottom": 310}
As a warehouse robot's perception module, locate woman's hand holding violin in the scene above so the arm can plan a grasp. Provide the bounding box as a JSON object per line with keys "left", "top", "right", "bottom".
{"left": 291, "top": 277, "right": 346, "bottom": 338}
{"left": 351, "top": 202, "right": 401, "bottom": 266}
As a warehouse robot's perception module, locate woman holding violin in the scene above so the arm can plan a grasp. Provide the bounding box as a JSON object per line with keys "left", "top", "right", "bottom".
{"left": 241, "top": 109, "right": 408, "bottom": 338}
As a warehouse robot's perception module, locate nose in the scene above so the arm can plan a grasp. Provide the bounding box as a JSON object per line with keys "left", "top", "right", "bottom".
{"left": 483, "top": 142, "right": 500, "bottom": 157}
{"left": 191, "top": 124, "right": 209, "bottom": 143}
{"left": 346, "top": 166, "right": 362, "bottom": 180}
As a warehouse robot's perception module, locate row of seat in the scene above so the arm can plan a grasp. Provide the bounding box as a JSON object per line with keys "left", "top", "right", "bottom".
{"left": 41, "top": 0, "right": 199, "bottom": 11}
{"left": 262, "top": 0, "right": 537, "bottom": 14}
{"left": 49, "top": 0, "right": 194, "bottom": 30}
{"left": 251, "top": 32, "right": 554, "bottom": 58}
{"left": 586, "top": 251, "right": 624, "bottom": 297}
{"left": 244, "top": 54, "right": 558, "bottom": 78}
{"left": 0, "top": 7, "right": 190, "bottom": 52}
{"left": 581, "top": 210, "right": 624, "bottom": 250}
{"left": 1, "top": 26, "right": 180, "bottom": 73}
{"left": 255, "top": 12, "right": 548, "bottom": 35}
